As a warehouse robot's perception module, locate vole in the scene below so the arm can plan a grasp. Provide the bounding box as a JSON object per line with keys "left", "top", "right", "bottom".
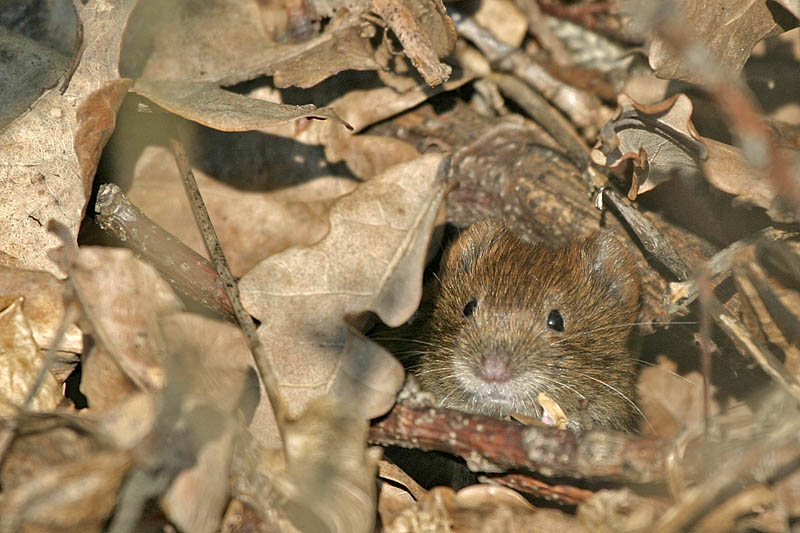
{"left": 406, "top": 218, "right": 642, "bottom": 432}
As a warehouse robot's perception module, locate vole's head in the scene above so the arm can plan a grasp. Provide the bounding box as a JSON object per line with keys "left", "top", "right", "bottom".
{"left": 417, "top": 219, "right": 641, "bottom": 431}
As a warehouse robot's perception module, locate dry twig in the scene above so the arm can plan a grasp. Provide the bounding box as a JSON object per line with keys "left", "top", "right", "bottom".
{"left": 95, "top": 183, "right": 234, "bottom": 321}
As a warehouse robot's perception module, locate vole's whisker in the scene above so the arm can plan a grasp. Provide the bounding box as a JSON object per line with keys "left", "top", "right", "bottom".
{"left": 534, "top": 374, "right": 587, "bottom": 401}
{"left": 575, "top": 372, "right": 655, "bottom": 434}
{"left": 633, "top": 359, "right": 695, "bottom": 384}
{"left": 371, "top": 336, "right": 438, "bottom": 347}
{"left": 549, "top": 320, "right": 700, "bottom": 346}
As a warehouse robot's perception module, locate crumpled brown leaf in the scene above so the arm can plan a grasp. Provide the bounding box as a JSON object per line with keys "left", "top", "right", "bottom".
{"left": 276, "top": 395, "right": 382, "bottom": 533}
{"left": 701, "top": 137, "right": 800, "bottom": 223}
{"left": 0, "top": 445, "right": 131, "bottom": 533}
{"left": 0, "top": 23, "right": 72, "bottom": 131}
{"left": 734, "top": 243, "right": 800, "bottom": 375}
{"left": 622, "top": 0, "right": 797, "bottom": 84}
{"left": 58, "top": 247, "right": 184, "bottom": 410}
{"left": 155, "top": 314, "right": 260, "bottom": 533}
{"left": 636, "top": 356, "right": 714, "bottom": 440}
{"left": 127, "top": 144, "right": 353, "bottom": 277}
{"left": 0, "top": 0, "right": 137, "bottom": 276}
{"left": 0, "top": 267, "right": 82, "bottom": 374}
{"left": 385, "top": 485, "right": 585, "bottom": 532}
{"left": 239, "top": 153, "right": 447, "bottom": 447}
{"left": 578, "top": 488, "right": 664, "bottom": 532}
{"left": 127, "top": 2, "right": 378, "bottom": 88}
{"left": 474, "top": 0, "right": 528, "bottom": 47}
{"left": 131, "top": 79, "right": 347, "bottom": 131}
{"left": 127, "top": 0, "right": 454, "bottom": 89}
{"left": 253, "top": 70, "right": 473, "bottom": 179}
{"left": 592, "top": 93, "right": 800, "bottom": 222}
{"left": 0, "top": 298, "right": 62, "bottom": 415}
{"left": 590, "top": 93, "right": 707, "bottom": 198}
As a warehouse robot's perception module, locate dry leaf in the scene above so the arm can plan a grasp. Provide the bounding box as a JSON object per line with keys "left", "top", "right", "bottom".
{"left": 127, "top": 144, "right": 352, "bottom": 277}
{"left": 155, "top": 314, "right": 259, "bottom": 533}
{"left": 305, "top": 69, "right": 475, "bottom": 135}
{"left": 775, "top": 0, "right": 800, "bottom": 18}
{"left": 538, "top": 391, "right": 569, "bottom": 430}
{"left": 62, "top": 247, "right": 183, "bottom": 405}
{"left": 252, "top": 71, "right": 471, "bottom": 178}
{"left": 0, "top": 298, "right": 61, "bottom": 415}
{"left": 701, "top": 138, "right": 800, "bottom": 223}
{"left": 323, "top": 130, "right": 421, "bottom": 180}
{"left": 127, "top": 2, "right": 380, "bottom": 88}
{"left": 103, "top": 312, "right": 258, "bottom": 533}
{"left": 636, "top": 356, "right": 712, "bottom": 439}
{"left": 474, "top": 0, "right": 528, "bottom": 47}
{"left": 590, "top": 93, "right": 707, "bottom": 198}
{"left": 627, "top": 0, "right": 797, "bottom": 84}
{"left": 131, "top": 79, "right": 347, "bottom": 131}
{"left": 126, "top": 0, "right": 452, "bottom": 91}
{"left": 239, "top": 154, "right": 447, "bottom": 447}
{"left": 277, "top": 395, "right": 381, "bottom": 533}
{"left": 97, "top": 392, "right": 157, "bottom": 451}
{"left": 377, "top": 461, "right": 425, "bottom": 525}
{"left": 0, "top": 23, "right": 72, "bottom": 131}
{"left": 1, "top": 422, "right": 95, "bottom": 489}
{"left": 578, "top": 489, "right": 663, "bottom": 532}
{"left": 734, "top": 246, "right": 800, "bottom": 374}
{"left": 0, "top": 0, "right": 137, "bottom": 276}
{"left": 0, "top": 449, "right": 131, "bottom": 533}
{"left": 386, "top": 485, "right": 586, "bottom": 532}
{"left": 593, "top": 93, "right": 800, "bottom": 222}
{"left": 0, "top": 267, "right": 82, "bottom": 365}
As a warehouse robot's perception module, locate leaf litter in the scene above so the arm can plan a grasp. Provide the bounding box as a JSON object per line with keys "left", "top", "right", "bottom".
{"left": 0, "top": 0, "right": 799, "bottom": 531}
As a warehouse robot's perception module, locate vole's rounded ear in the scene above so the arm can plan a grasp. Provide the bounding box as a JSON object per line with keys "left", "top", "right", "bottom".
{"left": 441, "top": 218, "right": 509, "bottom": 275}
{"left": 583, "top": 232, "right": 640, "bottom": 307}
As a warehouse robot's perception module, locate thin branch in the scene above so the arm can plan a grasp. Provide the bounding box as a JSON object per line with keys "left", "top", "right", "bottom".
{"left": 168, "top": 137, "right": 288, "bottom": 441}
{"left": 450, "top": 9, "right": 601, "bottom": 129}
{"left": 667, "top": 227, "right": 796, "bottom": 314}
{"left": 369, "top": 402, "right": 666, "bottom": 485}
{"left": 515, "top": 0, "right": 573, "bottom": 66}
{"left": 601, "top": 187, "right": 693, "bottom": 280}
{"left": 94, "top": 183, "right": 234, "bottom": 321}
{"left": 655, "top": 418, "right": 800, "bottom": 531}
{"left": 480, "top": 473, "right": 595, "bottom": 505}
{"left": 488, "top": 72, "right": 589, "bottom": 168}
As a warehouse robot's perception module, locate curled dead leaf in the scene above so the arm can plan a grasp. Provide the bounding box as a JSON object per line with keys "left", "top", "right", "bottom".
{"left": 701, "top": 137, "right": 800, "bottom": 223}
{"left": 0, "top": 450, "right": 131, "bottom": 533}
{"left": 127, "top": 3, "right": 381, "bottom": 88}
{"left": 592, "top": 93, "right": 800, "bottom": 222}
{"left": 131, "top": 79, "right": 349, "bottom": 132}
{"left": 385, "top": 484, "right": 585, "bottom": 532}
{"left": 590, "top": 93, "right": 707, "bottom": 199}
{"left": 60, "top": 247, "right": 183, "bottom": 399}
{"left": 127, "top": 144, "right": 351, "bottom": 278}
{"left": 0, "top": 299, "right": 62, "bottom": 415}
{"left": 239, "top": 154, "right": 447, "bottom": 446}
{"left": 621, "top": 0, "right": 797, "bottom": 84}
{"left": 0, "top": 267, "right": 82, "bottom": 363}
{"left": 538, "top": 392, "right": 569, "bottom": 430}
{"left": 0, "top": 0, "right": 138, "bottom": 276}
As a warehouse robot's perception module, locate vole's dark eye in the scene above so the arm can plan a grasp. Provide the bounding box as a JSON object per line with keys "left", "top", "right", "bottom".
{"left": 547, "top": 309, "right": 564, "bottom": 332}
{"left": 463, "top": 298, "right": 478, "bottom": 317}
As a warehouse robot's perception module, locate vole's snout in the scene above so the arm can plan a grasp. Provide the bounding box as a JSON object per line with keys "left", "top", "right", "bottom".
{"left": 479, "top": 354, "right": 512, "bottom": 383}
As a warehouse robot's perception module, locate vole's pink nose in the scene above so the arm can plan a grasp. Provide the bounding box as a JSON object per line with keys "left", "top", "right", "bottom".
{"left": 479, "top": 354, "right": 511, "bottom": 382}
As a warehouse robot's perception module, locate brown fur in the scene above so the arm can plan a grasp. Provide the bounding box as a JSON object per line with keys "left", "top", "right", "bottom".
{"left": 410, "top": 219, "right": 641, "bottom": 431}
